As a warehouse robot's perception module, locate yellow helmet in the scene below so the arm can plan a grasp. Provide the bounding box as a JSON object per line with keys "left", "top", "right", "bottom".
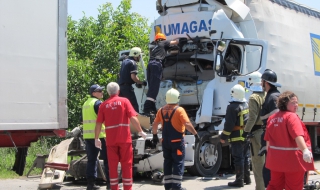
{"left": 129, "top": 47, "right": 141, "bottom": 57}
{"left": 155, "top": 33, "right": 166, "bottom": 41}
{"left": 166, "top": 88, "right": 180, "bottom": 104}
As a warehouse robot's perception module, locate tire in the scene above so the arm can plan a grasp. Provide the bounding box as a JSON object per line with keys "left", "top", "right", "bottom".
{"left": 186, "top": 131, "right": 222, "bottom": 177}
{"left": 69, "top": 159, "right": 106, "bottom": 180}
{"left": 69, "top": 159, "right": 122, "bottom": 180}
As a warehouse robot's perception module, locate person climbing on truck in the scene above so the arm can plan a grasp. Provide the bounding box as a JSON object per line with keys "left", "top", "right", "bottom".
{"left": 143, "top": 33, "right": 179, "bottom": 114}
{"left": 118, "top": 47, "right": 147, "bottom": 113}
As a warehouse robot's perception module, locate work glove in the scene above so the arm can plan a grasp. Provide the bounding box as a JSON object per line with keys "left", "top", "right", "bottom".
{"left": 135, "top": 83, "right": 142, "bottom": 88}
{"left": 303, "top": 148, "right": 313, "bottom": 163}
{"left": 95, "top": 139, "right": 101, "bottom": 149}
{"left": 142, "top": 80, "right": 147, "bottom": 86}
{"left": 138, "top": 131, "right": 147, "bottom": 139}
{"left": 194, "top": 133, "right": 200, "bottom": 144}
{"left": 152, "top": 134, "right": 159, "bottom": 145}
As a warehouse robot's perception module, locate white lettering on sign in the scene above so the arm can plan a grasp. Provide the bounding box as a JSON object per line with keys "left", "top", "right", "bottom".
{"left": 156, "top": 19, "right": 212, "bottom": 37}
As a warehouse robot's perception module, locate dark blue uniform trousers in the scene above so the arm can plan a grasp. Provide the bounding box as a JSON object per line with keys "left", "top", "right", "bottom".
{"left": 146, "top": 59, "right": 162, "bottom": 100}
{"left": 231, "top": 141, "right": 250, "bottom": 167}
{"left": 85, "top": 138, "right": 110, "bottom": 182}
{"left": 161, "top": 107, "right": 185, "bottom": 190}
{"left": 163, "top": 138, "right": 185, "bottom": 190}
{"left": 119, "top": 85, "right": 139, "bottom": 113}
{"left": 144, "top": 60, "right": 163, "bottom": 113}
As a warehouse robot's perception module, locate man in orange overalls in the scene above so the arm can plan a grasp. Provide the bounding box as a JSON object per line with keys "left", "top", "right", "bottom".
{"left": 151, "top": 88, "right": 199, "bottom": 190}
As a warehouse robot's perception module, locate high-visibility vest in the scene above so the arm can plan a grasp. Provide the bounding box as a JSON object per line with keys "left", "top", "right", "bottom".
{"left": 82, "top": 97, "right": 106, "bottom": 139}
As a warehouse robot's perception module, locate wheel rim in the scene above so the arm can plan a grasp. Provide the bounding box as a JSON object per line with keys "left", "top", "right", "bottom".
{"left": 199, "top": 142, "right": 218, "bottom": 168}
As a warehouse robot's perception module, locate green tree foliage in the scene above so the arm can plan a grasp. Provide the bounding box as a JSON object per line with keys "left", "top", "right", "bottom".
{"left": 67, "top": 0, "right": 150, "bottom": 129}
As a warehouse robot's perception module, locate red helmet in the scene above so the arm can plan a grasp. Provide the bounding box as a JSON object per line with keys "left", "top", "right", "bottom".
{"left": 155, "top": 33, "right": 166, "bottom": 41}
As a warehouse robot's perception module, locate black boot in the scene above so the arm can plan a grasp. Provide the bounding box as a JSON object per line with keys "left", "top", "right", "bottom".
{"left": 86, "top": 178, "right": 100, "bottom": 190}
{"left": 228, "top": 165, "right": 244, "bottom": 187}
{"left": 143, "top": 100, "right": 157, "bottom": 114}
{"left": 106, "top": 182, "right": 111, "bottom": 190}
{"left": 244, "top": 163, "right": 251, "bottom": 185}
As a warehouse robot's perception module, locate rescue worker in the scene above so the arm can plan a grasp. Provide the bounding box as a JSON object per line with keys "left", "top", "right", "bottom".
{"left": 94, "top": 82, "right": 147, "bottom": 190}
{"left": 82, "top": 84, "right": 110, "bottom": 190}
{"left": 243, "top": 71, "right": 265, "bottom": 190}
{"left": 118, "top": 47, "right": 147, "bottom": 113}
{"left": 258, "top": 69, "right": 281, "bottom": 188}
{"left": 143, "top": 33, "right": 179, "bottom": 114}
{"left": 265, "top": 91, "right": 314, "bottom": 189}
{"left": 151, "top": 88, "right": 199, "bottom": 190}
{"left": 220, "top": 84, "right": 250, "bottom": 187}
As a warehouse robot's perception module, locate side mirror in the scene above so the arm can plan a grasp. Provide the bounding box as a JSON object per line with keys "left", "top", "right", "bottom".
{"left": 217, "top": 41, "right": 226, "bottom": 53}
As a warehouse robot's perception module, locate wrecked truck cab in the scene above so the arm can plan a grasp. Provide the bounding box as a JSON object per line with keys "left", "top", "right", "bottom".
{"left": 118, "top": 0, "right": 268, "bottom": 178}
{"left": 121, "top": 0, "right": 320, "bottom": 179}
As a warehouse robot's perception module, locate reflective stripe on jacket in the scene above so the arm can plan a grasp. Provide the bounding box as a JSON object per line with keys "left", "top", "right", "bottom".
{"left": 105, "top": 124, "right": 130, "bottom": 130}
{"left": 82, "top": 97, "right": 105, "bottom": 139}
{"left": 269, "top": 145, "right": 311, "bottom": 151}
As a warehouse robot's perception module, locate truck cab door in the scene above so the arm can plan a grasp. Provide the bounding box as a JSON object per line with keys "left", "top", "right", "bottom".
{"left": 202, "top": 38, "right": 268, "bottom": 131}
{"left": 214, "top": 38, "right": 268, "bottom": 81}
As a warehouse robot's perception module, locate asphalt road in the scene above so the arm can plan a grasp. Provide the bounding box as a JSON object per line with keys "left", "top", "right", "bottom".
{"left": 2, "top": 157, "right": 320, "bottom": 190}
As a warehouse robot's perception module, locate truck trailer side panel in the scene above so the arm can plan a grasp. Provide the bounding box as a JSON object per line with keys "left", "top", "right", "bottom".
{"left": 248, "top": 0, "right": 320, "bottom": 122}
{"left": 0, "top": 0, "right": 67, "bottom": 147}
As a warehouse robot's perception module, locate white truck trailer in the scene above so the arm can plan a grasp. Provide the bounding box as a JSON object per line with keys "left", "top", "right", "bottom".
{"left": 129, "top": 0, "right": 320, "bottom": 177}
{"left": 0, "top": 0, "right": 68, "bottom": 175}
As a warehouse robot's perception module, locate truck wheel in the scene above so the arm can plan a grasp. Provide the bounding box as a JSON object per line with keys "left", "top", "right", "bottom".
{"left": 69, "top": 159, "right": 122, "bottom": 181}
{"left": 69, "top": 159, "right": 106, "bottom": 180}
{"left": 186, "top": 131, "right": 222, "bottom": 176}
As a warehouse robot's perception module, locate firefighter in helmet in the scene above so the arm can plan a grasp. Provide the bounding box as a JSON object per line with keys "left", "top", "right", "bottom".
{"left": 143, "top": 33, "right": 179, "bottom": 114}
{"left": 118, "top": 47, "right": 147, "bottom": 112}
{"left": 152, "top": 88, "right": 199, "bottom": 190}
{"left": 258, "top": 69, "right": 281, "bottom": 187}
{"left": 244, "top": 71, "right": 266, "bottom": 189}
{"left": 220, "top": 84, "right": 250, "bottom": 187}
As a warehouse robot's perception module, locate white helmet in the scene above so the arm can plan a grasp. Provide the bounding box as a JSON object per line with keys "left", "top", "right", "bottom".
{"left": 129, "top": 47, "right": 141, "bottom": 57}
{"left": 166, "top": 88, "right": 180, "bottom": 104}
{"left": 247, "top": 71, "right": 263, "bottom": 92}
{"left": 230, "top": 84, "right": 246, "bottom": 102}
